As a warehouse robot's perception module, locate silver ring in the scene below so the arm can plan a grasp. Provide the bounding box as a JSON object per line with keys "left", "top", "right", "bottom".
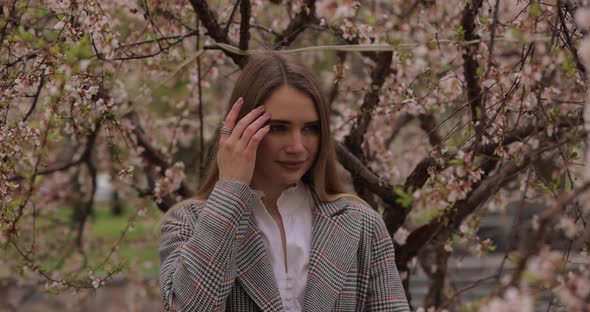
{"left": 220, "top": 126, "right": 233, "bottom": 135}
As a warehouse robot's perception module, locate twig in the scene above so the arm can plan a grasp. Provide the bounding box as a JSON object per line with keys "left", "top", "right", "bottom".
{"left": 21, "top": 75, "right": 45, "bottom": 122}
{"left": 503, "top": 180, "right": 590, "bottom": 291}
{"left": 274, "top": 0, "right": 317, "bottom": 48}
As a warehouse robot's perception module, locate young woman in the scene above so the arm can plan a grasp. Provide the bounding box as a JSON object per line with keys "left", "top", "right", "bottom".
{"left": 159, "top": 53, "right": 410, "bottom": 312}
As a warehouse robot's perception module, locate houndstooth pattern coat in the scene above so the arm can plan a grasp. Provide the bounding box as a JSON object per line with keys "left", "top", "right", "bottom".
{"left": 160, "top": 180, "right": 410, "bottom": 312}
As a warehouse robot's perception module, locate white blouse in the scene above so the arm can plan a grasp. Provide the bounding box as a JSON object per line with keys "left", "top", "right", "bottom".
{"left": 251, "top": 181, "right": 313, "bottom": 312}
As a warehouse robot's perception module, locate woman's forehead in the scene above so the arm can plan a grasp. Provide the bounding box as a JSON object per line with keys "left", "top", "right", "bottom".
{"left": 263, "top": 85, "right": 318, "bottom": 121}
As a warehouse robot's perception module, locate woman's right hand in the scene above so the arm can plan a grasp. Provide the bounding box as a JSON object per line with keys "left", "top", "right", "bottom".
{"left": 217, "top": 97, "right": 271, "bottom": 185}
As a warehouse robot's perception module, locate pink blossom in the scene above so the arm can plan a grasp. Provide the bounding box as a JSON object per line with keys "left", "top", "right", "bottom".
{"left": 556, "top": 216, "right": 581, "bottom": 239}
{"left": 154, "top": 162, "right": 186, "bottom": 203}
{"left": 340, "top": 19, "right": 358, "bottom": 40}
{"left": 479, "top": 287, "right": 533, "bottom": 312}
{"left": 579, "top": 39, "right": 590, "bottom": 71}
{"left": 575, "top": 9, "right": 590, "bottom": 30}
{"left": 555, "top": 272, "right": 590, "bottom": 310}
{"left": 526, "top": 246, "right": 563, "bottom": 281}
{"left": 393, "top": 227, "right": 409, "bottom": 245}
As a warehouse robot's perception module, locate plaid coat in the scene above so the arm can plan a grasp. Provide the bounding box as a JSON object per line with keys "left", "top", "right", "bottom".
{"left": 160, "top": 180, "right": 410, "bottom": 311}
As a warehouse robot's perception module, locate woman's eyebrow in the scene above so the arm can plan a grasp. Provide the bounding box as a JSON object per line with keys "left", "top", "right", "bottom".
{"left": 269, "top": 119, "right": 319, "bottom": 125}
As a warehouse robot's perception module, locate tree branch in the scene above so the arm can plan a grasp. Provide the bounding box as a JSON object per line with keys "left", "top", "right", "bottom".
{"left": 398, "top": 157, "right": 522, "bottom": 265}
{"left": 335, "top": 143, "right": 396, "bottom": 203}
{"left": 274, "top": 0, "right": 317, "bottom": 48}
{"left": 22, "top": 75, "right": 44, "bottom": 122}
{"left": 461, "top": 0, "right": 485, "bottom": 143}
{"left": 418, "top": 113, "right": 443, "bottom": 147}
{"left": 123, "top": 111, "right": 194, "bottom": 210}
{"left": 419, "top": 244, "right": 451, "bottom": 309}
{"left": 503, "top": 179, "right": 590, "bottom": 291}
{"left": 342, "top": 51, "right": 392, "bottom": 207}
{"left": 223, "top": 0, "right": 241, "bottom": 34}
{"left": 239, "top": 0, "right": 250, "bottom": 51}
{"left": 557, "top": 0, "right": 586, "bottom": 80}
{"left": 344, "top": 52, "right": 392, "bottom": 158}
{"left": 188, "top": 0, "right": 246, "bottom": 66}
{"left": 397, "top": 136, "right": 575, "bottom": 267}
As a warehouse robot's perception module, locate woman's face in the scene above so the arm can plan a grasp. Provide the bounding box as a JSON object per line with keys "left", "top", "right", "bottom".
{"left": 252, "top": 85, "right": 320, "bottom": 190}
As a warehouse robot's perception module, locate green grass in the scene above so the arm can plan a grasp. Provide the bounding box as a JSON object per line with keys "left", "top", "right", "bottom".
{"left": 88, "top": 203, "right": 162, "bottom": 277}
{"left": 2, "top": 202, "right": 164, "bottom": 280}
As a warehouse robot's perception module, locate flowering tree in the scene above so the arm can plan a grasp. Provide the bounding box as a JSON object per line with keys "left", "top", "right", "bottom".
{"left": 1, "top": 0, "right": 590, "bottom": 310}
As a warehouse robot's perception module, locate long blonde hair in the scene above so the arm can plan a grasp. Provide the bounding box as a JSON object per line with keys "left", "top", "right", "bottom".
{"left": 168, "top": 53, "right": 367, "bottom": 213}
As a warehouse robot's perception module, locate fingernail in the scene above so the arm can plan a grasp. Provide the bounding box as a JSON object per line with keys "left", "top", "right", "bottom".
{"left": 257, "top": 105, "right": 265, "bottom": 111}
{"left": 236, "top": 97, "right": 244, "bottom": 104}
{"left": 264, "top": 112, "right": 271, "bottom": 118}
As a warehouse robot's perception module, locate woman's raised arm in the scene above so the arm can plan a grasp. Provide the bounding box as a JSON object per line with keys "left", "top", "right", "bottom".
{"left": 159, "top": 97, "right": 270, "bottom": 311}
{"left": 159, "top": 180, "right": 256, "bottom": 311}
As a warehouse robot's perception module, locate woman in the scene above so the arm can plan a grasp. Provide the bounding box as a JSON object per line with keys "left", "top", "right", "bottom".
{"left": 159, "top": 53, "right": 410, "bottom": 312}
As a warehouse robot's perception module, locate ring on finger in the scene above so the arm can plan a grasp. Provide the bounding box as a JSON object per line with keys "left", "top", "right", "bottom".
{"left": 220, "top": 126, "right": 233, "bottom": 135}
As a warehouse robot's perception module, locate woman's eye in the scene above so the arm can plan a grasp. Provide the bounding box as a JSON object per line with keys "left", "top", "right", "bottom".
{"left": 269, "top": 125, "right": 287, "bottom": 132}
{"left": 304, "top": 125, "right": 320, "bottom": 133}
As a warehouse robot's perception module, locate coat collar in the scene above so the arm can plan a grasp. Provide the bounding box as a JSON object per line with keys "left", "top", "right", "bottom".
{"left": 235, "top": 207, "right": 283, "bottom": 311}
{"left": 301, "top": 190, "right": 362, "bottom": 312}
{"left": 235, "top": 188, "right": 361, "bottom": 312}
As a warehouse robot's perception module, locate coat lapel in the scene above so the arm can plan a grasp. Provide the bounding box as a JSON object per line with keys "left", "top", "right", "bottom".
{"left": 302, "top": 192, "right": 362, "bottom": 312}
{"left": 235, "top": 208, "right": 284, "bottom": 312}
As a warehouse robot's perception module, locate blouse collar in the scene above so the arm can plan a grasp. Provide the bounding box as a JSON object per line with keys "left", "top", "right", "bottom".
{"left": 252, "top": 181, "right": 309, "bottom": 216}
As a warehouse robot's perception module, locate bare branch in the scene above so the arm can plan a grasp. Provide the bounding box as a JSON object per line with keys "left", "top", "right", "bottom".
{"left": 483, "top": 0, "right": 501, "bottom": 79}
{"left": 419, "top": 244, "right": 451, "bottom": 309}
{"left": 123, "top": 111, "right": 194, "bottom": 210}
{"left": 239, "top": 0, "right": 250, "bottom": 51}
{"left": 117, "top": 31, "right": 198, "bottom": 50}
{"left": 504, "top": 180, "right": 590, "bottom": 291}
{"left": 22, "top": 75, "right": 44, "bottom": 122}
{"left": 188, "top": 0, "right": 246, "bottom": 66}
{"left": 74, "top": 159, "right": 97, "bottom": 250}
{"left": 398, "top": 155, "right": 524, "bottom": 265}
{"left": 223, "top": 0, "right": 241, "bottom": 34}
{"left": 397, "top": 137, "right": 576, "bottom": 267}
{"left": 91, "top": 32, "right": 192, "bottom": 61}
{"left": 384, "top": 114, "right": 582, "bottom": 235}
{"left": 418, "top": 114, "right": 443, "bottom": 147}
{"left": 343, "top": 51, "right": 392, "bottom": 207}
{"left": 2, "top": 50, "right": 39, "bottom": 69}
{"left": 0, "top": 0, "right": 17, "bottom": 49}
{"left": 344, "top": 52, "right": 393, "bottom": 158}
{"left": 335, "top": 143, "right": 396, "bottom": 204}
{"left": 196, "top": 15, "right": 206, "bottom": 180}
{"left": 461, "top": 0, "right": 485, "bottom": 143}
{"left": 328, "top": 51, "right": 347, "bottom": 107}
{"left": 274, "top": 0, "right": 317, "bottom": 48}
{"left": 557, "top": 0, "right": 586, "bottom": 80}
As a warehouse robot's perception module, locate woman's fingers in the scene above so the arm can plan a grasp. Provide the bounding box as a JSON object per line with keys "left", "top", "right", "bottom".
{"left": 224, "top": 97, "right": 243, "bottom": 128}
{"left": 236, "top": 111, "right": 271, "bottom": 150}
{"left": 246, "top": 125, "right": 270, "bottom": 154}
{"left": 217, "top": 99, "right": 271, "bottom": 184}
{"left": 220, "top": 98, "right": 244, "bottom": 143}
{"left": 230, "top": 105, "right": 266, "bottom": 141}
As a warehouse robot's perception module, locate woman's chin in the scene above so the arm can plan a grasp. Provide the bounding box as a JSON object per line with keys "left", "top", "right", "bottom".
{"left": 277, "top": 175, "right": 302, "bottom": 186}
{"left": 274, "top": 170, "right": 305, "bottom": 185}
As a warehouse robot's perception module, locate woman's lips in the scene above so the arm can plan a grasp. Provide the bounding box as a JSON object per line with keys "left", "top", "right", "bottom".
{"left": 278, "top": 161, "right": 305, "bottom": 170}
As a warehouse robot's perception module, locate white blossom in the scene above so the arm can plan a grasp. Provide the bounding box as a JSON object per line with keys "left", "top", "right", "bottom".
{"left": 479, "top": 287, "right": 533, "bottom": 312}
{"left": 575, "top": 8, "right": 590, "bottom": 30}
{"left": 393, "top": 227, "right": 409, "bottom": 245}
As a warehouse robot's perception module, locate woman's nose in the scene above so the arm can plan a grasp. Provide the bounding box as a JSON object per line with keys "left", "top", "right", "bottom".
{"left": 285, "top": 132, "right": 305, "bottom": 153}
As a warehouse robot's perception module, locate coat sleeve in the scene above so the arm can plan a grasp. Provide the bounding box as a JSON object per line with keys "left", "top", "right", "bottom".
{"left": 159, "top": 180, "right": 256, "bottom": 312}
{"left": 366, "top": 213, "right": 411, "bottom": 312}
